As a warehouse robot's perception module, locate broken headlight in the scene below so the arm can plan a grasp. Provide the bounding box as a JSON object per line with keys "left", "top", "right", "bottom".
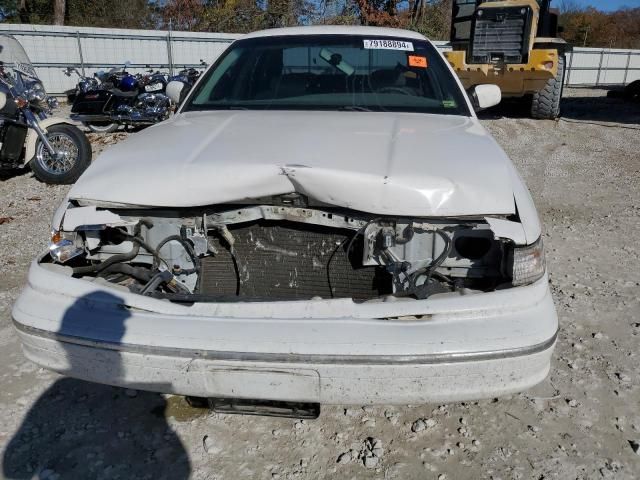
{"left": 511, "top": 236, "right": 545, "bottom": 286}
{"left": 49, "top": 230, "right": 84, "bottom": 263}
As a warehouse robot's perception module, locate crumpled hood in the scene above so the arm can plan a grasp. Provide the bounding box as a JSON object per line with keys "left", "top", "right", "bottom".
{"left": 70, "top": 110, "right": 517, "bottom": 217}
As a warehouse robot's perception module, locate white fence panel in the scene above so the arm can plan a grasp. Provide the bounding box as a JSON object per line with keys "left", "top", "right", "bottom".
{"left": 0, "top": 23, "right": 638, "bottom": 93}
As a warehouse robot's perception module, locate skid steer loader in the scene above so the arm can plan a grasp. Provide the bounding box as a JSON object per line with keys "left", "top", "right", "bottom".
{"left": 444, "top": 0, "right": 571, "bottom": 119}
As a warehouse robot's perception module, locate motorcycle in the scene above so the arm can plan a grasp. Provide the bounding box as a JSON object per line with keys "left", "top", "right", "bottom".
{"left": 167, "top": 60, "right": 207, "bottom": 104}
{"left": 69, "top": 62, "right": 172, "bottom": 133}
{"left": 62, "top": 66, "right": 100, "bottom": 103}
{"left": 0, "top": 34, "right": 91, "bottom": 184}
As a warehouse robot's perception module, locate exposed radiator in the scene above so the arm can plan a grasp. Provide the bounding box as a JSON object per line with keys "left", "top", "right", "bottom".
{"left": 470, "top": 7, "right": 532, "bottom": 64}
{"left": 200, "top": 221, "right": 392, "bottom": 300}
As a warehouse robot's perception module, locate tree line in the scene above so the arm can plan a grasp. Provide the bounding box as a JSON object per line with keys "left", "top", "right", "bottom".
{"left": 0, "top": 0, "right": 638, "bottom": 48}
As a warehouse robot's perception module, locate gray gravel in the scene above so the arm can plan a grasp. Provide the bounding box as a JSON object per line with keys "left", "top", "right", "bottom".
{"left": 0, "top": 88, "right": 639, "bottom": 479}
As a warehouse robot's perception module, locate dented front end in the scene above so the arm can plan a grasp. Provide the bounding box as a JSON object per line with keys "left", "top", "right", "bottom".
{"left": 14, "top": 193, "right": 557, "bottom": 404}
{"left": 48, "top": 194, "right": 545, "bottom": 303}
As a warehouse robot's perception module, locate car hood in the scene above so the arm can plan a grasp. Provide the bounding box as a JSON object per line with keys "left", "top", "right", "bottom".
{"left": 69, "top": 110, "right": 517, "bottom": 217}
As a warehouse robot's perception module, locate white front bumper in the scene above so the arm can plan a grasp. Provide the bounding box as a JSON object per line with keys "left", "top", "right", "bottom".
{"left": 12, "top": 257, "right": 558, "bottom": 405}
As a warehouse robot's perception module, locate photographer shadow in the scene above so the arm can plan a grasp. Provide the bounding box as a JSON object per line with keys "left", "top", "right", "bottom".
{"left": 3, "top": 291, "right": 191, "bottom": 479}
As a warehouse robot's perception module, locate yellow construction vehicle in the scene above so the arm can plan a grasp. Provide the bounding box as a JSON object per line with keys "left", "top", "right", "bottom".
{"left": 445, "top": 0, "right": 571, "bottom": 119}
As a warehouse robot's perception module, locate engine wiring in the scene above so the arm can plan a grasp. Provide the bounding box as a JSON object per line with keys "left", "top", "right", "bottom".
{"left": 72, "top": 219, "right": 205, "bottom": 295}
{"left": 72, "top": 219, "right": 155, "bottom": 276}
{"left": 406, "top": 229, "right": 453, "bottom": 295}
{"left": 326, "top": 218, "right": 454, "bottom": 300}
{"left": 151, "top": 234, "right": 202, "bottom": 294}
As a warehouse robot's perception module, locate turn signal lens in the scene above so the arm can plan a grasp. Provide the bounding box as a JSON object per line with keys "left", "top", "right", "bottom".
{"left": 51, "top": 230, "right": 62, "bottom": 244}
{"left": 14, "top": 97, "right": 29, "bottom": 108}
{"left": 512, "top": 237, "right": 546, "bottom": 286}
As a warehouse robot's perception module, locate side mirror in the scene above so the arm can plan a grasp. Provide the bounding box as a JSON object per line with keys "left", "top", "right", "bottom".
{"left": 166, "top": 80, "right": 185, "bottom": 104}
{"left": 469, "top": 84, "right": 501, "bottom": 111}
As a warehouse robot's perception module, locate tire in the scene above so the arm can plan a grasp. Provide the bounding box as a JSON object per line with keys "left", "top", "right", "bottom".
{"left": 623, "top": 80, "right": 640, "bottom": 101}
{"left": 85, "top": 121, "right": 119, "bottom": 133}
{"left": 531, "top": 55, "right": 565, "bottom": 119}
{"left": 30, "top": 124, "right": 92, "bottom": 184}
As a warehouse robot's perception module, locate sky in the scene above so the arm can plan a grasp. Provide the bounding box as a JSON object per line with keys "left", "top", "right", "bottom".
{"left": 551, "top": 0, "right": 640, "bottom": 11}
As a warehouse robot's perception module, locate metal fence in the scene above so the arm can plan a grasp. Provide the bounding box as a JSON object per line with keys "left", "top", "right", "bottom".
{"left": 1, "top": 23, "right": 639, "bottom": 95}
{"left": 0, "top": 24, "right": 242, "bottom": 94}
{"left": 565, "top": 47, "right": 640, "bottom": 86}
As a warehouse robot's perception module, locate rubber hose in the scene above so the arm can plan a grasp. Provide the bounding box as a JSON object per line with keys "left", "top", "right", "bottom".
{"left": 72, "top": 219, "right": 152, "bottom": 276}
{"left": 99, "top": 263, "right": 154, "bottom": 283}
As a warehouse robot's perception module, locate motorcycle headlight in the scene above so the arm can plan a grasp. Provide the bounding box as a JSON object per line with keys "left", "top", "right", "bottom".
{"left": 511, "top": 237, "right": 546, "bottom": 286}
{"left": 49, "top": 230, "right": 84, "bottom": 263}
{"left": 26, "top": 88, "right": 46, "bottom": 103}
{"left": 47, "top": 96, "right": 59, "bottom": 109}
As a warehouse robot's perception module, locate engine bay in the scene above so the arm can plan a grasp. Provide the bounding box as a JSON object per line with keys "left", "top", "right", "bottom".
{"left": 51, "top": 200, "right": 517, "bottom": 302}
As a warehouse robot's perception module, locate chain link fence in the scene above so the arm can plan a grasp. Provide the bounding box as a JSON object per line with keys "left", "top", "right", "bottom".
{"left": 1, "top": 23, "right": 639, "bottom": 95}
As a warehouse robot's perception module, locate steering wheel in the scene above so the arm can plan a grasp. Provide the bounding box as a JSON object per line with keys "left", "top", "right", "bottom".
{"left": 376, "top": 86, "right": 414, "bottom": 96}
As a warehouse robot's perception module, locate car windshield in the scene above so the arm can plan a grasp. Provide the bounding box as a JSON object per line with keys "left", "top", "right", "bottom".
{"left": 184, "top": 35, "right": 470, "bottom": 116}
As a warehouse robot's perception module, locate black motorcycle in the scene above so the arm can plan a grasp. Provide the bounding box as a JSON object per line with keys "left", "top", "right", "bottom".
{"left": 69, "top": 62, "right": 171, "bottom": 133}
{"left": 0, "top": 34, "right": 91, "bottom": 184}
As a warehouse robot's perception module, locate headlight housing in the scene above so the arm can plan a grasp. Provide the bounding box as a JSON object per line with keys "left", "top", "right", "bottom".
{"left": 511, "top": 236, "right": 545, "bottom": 286}
{"left": 49, "top": 230, "right": 84, "bottom": 263}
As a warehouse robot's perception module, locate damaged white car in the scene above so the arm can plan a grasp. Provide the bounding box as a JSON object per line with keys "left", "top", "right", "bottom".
{"left": 13, "top": 26, "right": 557, "bottom": 407}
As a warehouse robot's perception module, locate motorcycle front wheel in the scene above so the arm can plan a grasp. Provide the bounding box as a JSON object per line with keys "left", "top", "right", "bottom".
{"left": 84, "top": 122, "right": 119, "bottom": 133}
{"left": 31, "top": 124, "right": 92, "bottom": 184}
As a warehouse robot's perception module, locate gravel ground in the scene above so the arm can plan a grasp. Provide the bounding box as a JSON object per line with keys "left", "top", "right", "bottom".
{"left": 0, "top": 88, "right": 639, "bottom": 480}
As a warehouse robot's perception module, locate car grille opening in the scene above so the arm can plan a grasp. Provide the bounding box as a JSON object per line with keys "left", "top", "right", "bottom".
{"left": 200, "top": 220, "right": 393, "bottom": 300}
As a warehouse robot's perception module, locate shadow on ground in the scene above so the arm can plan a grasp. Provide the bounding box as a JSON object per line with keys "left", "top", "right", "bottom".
{"left": 2, "top": 379, "right": 191, "bottom": 480}
{"left": 479, "top": 87, "right": 640, "bottom": 126}
{"left": 0, "top": 167, "right": 30, "bottom": 182}
{"left": 3, "top": 291, "right": 191, "bottom": 480}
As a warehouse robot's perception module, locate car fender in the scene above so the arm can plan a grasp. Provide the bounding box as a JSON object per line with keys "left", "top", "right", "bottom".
{"left": 24, "top": 117, "right": 81, "bottom": 167}
{"left": 506, "top": 163, "right": 542, "bottom": 244}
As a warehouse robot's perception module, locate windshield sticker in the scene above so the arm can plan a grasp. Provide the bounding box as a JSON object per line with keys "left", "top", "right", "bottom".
{"left": 442, "top": 100, "right": 457, "bottom": 108}
{"left": 363, "top": 39, "right": 414, "bottom": 51}
{"left": 408, "top": 55, "right": 428, "bottom": 68}
{"left": 13, "top": 61, "right": 38, "bottom": 79}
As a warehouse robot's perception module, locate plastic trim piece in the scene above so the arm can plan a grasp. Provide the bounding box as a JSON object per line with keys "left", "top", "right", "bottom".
{"left": 13, "top": 320, "right": 558, "bottom": 366}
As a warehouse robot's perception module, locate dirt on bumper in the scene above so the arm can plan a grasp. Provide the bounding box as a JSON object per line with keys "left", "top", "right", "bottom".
{"left": 11, "top": 257, "right": 558, "bottom": 404}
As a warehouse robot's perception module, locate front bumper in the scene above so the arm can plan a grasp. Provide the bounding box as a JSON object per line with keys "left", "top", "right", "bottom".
{"left": 444, "top": 49, "right": 559, "bottom": 96}
{"left": 12, "top": 256, "right": 558, "bottom": 405}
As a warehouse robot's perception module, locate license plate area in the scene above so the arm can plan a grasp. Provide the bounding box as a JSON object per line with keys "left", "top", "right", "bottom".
{"left": 204, "top": 366, "right": 321, "bottom": 403}
{"left": 209, "top": 398, "right": 320, "bottom": 419}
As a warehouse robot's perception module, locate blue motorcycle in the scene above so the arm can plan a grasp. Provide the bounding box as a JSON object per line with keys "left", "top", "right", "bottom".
{"left": 69, "top": 62, "right": 171, "bottom": 133}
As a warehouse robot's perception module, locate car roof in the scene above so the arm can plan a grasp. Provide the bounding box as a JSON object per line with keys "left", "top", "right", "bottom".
{"left": 240, "top": 25, "right": 428, "bottom": 42}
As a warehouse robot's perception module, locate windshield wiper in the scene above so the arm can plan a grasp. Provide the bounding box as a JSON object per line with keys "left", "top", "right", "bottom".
{"left": 337, "top": 106, "right": 373, "bottom": 112}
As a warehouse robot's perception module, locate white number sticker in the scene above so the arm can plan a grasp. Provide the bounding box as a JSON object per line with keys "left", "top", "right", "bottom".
{"left": 145, "top": 83, "right": 163, "bottom": 92}
{"left": 363, "top": 39, "right": 414, "bottom": 51}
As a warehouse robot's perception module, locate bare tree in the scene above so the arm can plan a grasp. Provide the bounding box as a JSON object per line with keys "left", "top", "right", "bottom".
{"left": 53, "top": 0, "right": 65, "bottom": 25}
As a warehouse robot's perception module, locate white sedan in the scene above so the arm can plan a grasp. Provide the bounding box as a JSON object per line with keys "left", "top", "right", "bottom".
{"left": 13, "top": 26, "right": 557, "bottom": 406}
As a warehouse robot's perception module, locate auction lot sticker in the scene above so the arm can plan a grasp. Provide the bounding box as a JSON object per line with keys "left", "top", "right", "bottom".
{"left": 363, "top": 39, "right": 414, "bottom": 51}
